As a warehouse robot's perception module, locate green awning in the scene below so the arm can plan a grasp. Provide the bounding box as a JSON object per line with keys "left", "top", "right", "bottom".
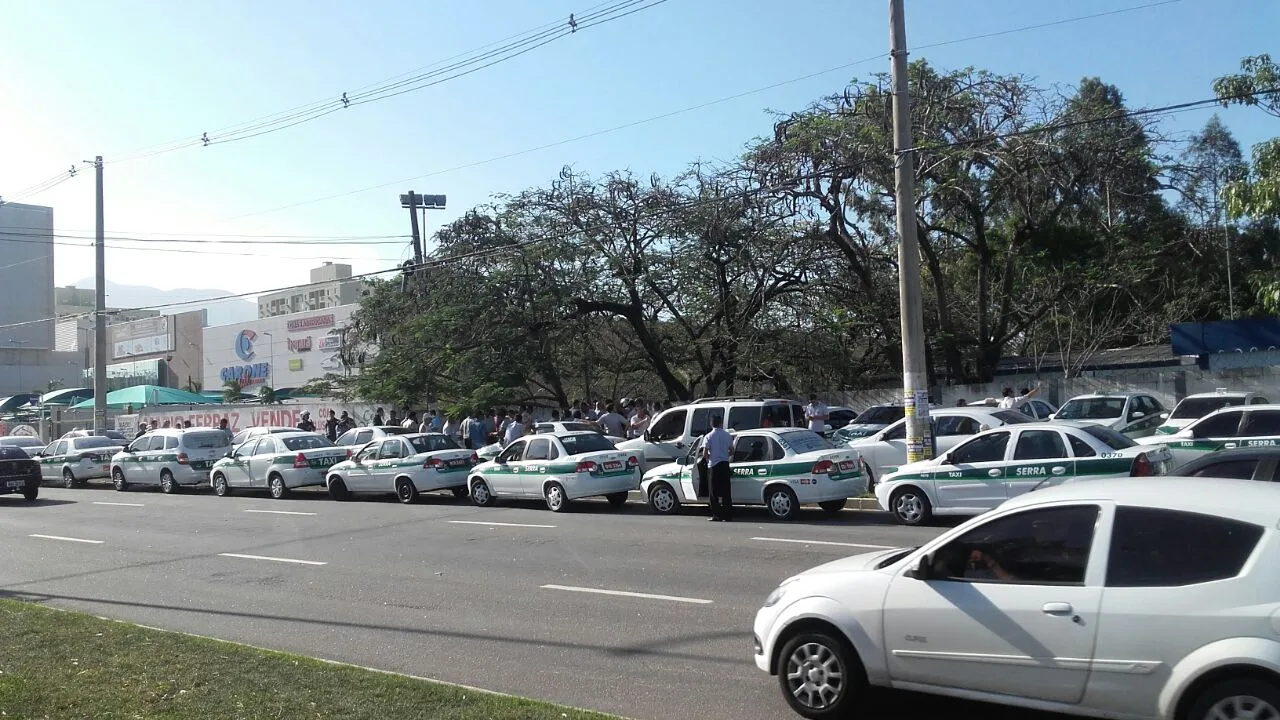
{"left": 71, "top": 385, "right": 214, "bottom": 410}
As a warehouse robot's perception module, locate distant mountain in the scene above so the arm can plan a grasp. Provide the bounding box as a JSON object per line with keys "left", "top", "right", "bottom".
{"left": 72, "top": 278, "right": 257, "bottom": 327}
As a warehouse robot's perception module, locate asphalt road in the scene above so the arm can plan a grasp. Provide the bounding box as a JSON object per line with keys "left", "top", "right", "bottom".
{"left": 0, "top": 483, "right": 1074, "bottom": 720}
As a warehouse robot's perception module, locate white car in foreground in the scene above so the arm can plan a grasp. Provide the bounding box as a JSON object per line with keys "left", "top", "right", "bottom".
{"left": 755, "top": 477, "right": 1280, "bottom": 720}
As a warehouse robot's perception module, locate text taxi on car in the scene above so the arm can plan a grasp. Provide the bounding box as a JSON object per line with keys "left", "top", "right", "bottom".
{"left": 1137, "top": 402, "right": 1280, "bottom": 468}
{"left": 467, "top": 431, "right": 639, "bottom": 512}
{"left": 110, "top": 429, "right": 232, "bottom": 493}
{"left": 324, "top": 432, "right": 477, "bottom": 503}
{"left": 1152, "top": 389, "right": 1269, "bottom": 436}
{"left": 876, "top": 421, "right": 1173, "bottom": 526}
{"left": 33, "top": 435, "right": 124, "bottom": 488}
{"left": 211, "top": 431, "right": 351, "bottom": 499}
{"left": 641, "top": 428, "right": 867, "bottom": 521}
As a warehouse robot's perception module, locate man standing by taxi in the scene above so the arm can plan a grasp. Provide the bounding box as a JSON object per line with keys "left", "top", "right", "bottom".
{"left": 705, "top": 414, "right": 733, "bottom": 522}
{"left": 804, "top": 394, "right": 830, "bottom": 433}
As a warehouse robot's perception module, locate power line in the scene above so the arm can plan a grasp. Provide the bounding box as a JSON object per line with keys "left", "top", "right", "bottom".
{"left": 0, "top": 228, "right": 411, "bottom": 240}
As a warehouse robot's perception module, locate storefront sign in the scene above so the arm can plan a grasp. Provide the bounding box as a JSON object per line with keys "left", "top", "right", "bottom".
{"left": 110, "top": 316, "right": 173, "bottom": 360}
{"left": 287, "top": 314, "right": 335, "bottom": 332}
{"left": 318, "top": 335, "right": 341, "bottom": 351}
{"left": 235, "top": 329, "right": 257, "bottom": 361}
{"left": 288, "top": 358, "right": 303, "bottom": 371}
{"left": 287, "top": 336, "right": 312, "bottom": 352}
{"left": 220, "top": 362, "right": 270, "bottom": 387}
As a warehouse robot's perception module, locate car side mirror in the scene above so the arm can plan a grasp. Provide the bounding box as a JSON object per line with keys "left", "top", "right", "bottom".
{"left": 1047, "top": 413, "right": 1057, "bottom": 420}
{"left": 675, "top": 457, "right": 687, "bottom": 466}
{"left": 1131, "top": 411, "right": 1145, "bottom": 419}
{"left": 904, "top": 554, "right": 932, "bottom": 581}
{"left": 1160, "top": 412, "right": 1170, "bottom": 420}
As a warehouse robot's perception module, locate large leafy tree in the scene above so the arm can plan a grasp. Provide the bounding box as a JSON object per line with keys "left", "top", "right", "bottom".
{"left": 1213, "top": 54, "right": 1280, "bottom": 221}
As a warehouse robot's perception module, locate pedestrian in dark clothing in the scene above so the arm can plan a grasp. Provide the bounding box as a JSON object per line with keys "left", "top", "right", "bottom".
{"left": 338, "top": 411, "right": 355, "bottom": 434}
{"left": 372, "top": 408, "right": 385, "bottom": 426}
{"left": 704, "top": 414, "right": 733, "bottom": 521}
{"left": 297, "top": 412, "right": 316, "bottom": 433}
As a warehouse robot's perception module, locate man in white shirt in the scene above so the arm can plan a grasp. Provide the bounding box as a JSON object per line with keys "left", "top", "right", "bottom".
{"left": 704, "top": 414, "right": 733, "bottom": 522}
{"left": 503, "top": 413, "right": 525, "bottom": 446}
{"left": 402, "top": 411, "right": 418, "bottom": 429}
{"left": 804, "top": 394, "right": 830, "bottom": 433}
{"left": 997, "top": 383, "right": 1041, "bottom": 410}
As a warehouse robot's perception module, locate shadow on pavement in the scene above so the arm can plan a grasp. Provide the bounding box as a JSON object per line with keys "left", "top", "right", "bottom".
{"left": 856, "top": 688, "right": 1072, "bottom": 719}
{"left": 1, "top": 497, "right": 76, "bottom": 508}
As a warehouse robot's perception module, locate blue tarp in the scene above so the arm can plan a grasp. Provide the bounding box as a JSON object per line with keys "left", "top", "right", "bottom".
{"left": 1171, "top": 318, "right": 1280, "bottom": 356}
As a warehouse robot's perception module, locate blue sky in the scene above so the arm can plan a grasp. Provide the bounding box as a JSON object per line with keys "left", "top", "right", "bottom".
{"left": 1, "top": 0, "right": 1276, "bottom": 310}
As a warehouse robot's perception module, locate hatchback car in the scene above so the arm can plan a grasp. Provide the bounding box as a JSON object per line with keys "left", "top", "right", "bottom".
{"left": 211, "top": 432, "right": 349, "bottom": 499}
{"left": 110, "top": 429, "right": 232, "bottom": 493}
{"left": 34, "top": 435, "right": 124, "bottom": 487}
{"left": 326, "top": 433, "right": 477, "bottom": 503}
{"left": 754, "top": 477, "right": 1280, "bottom": 720}
{"left": 468, "top": 431, "right": 640, "bottom": 512}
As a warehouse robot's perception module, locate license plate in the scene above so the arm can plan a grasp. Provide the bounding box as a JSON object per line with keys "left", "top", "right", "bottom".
{"left": 5, "top": 480, "right": 25, "bottom": 489}
{"left": 839, "top": 461, "right": 854, "bottom": 472}
{"left": 447, "top": 458, "right": 469, "bottom": 468}
{"left": 603, "top": 460, "right": 621, "bottom": 471}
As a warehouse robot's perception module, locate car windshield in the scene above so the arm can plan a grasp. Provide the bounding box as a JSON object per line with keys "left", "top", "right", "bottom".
{"left": 73, "top": 437, "right": 117, "bottom": 449}
{"left": 283, "top": 435, "right": 333, "bottom": 451}
{"left": 184, "top": 431, "right": 230, "bottom": 449}
{"left": 409, "top": 435, "right": 460, "bottom": 453}
{"left": 560, "top": 433, "right": 614, "bottom": 455}
{"left": 991, "top": 410, "right": 1034, "bottom": 424}
{"left": 855, "top": 406, "right": 903, "bottom": 425}
{"left": 559, "top": 422, "right": 598, "bottom": 433}
{"left": 1080, "top": 425, "right": 1137, "bottom": 450}
{"left": 1171, "top": 396, "right": 1246, "bottom": 419}
{"left": 780, "top": 431, "right": 830, "bottom": 454}
{"left": 1057, "top": 398, "right": 1125, "bottom": 420}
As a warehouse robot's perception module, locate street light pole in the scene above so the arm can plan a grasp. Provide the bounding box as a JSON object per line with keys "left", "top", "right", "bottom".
{"left": 889, "top": 0, "right": 933, "bottom": 462}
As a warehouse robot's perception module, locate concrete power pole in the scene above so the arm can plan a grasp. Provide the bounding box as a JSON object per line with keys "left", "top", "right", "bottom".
{"left": 889, "top": 0, "right": 933, "bottom": 462}
{"left": 92, "top": 156, "right": 108, "bottom": 430}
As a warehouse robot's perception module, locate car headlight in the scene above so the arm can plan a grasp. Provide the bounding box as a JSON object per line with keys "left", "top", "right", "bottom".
{"left": 763, "top": 577, "right": 799, "bottom": 608}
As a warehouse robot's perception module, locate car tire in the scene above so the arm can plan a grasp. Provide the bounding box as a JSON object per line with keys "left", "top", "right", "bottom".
{"left": 776, "top": 629, "right": 866, "bottom": 718}
{"left": 543, "top": 481, "right": 569, "bottom": 513}
{"left": 765, "top": 486, "right": 800, "bottom": 521}
{"left": 647, "top": 482, "right": 681, "bottom": 515}
{"left": 395, "top": 477, "right": 418, "bottom": 505}
{"left": 327, "top": 476, "right": 350, "bottom": 501}
{"left": 450, "top": 486, "right": 468, "bottom": 499}
{"left": 268, "top": 474, "right": 289, "bottom": 500}
{"left": 112, "top": 468, "right": 129, "bottom": 492}
{"left": 22, "top": 482, "right": 39, "bottom": 502}
{"left": 605, "top": 491, "right": 628, "bottom": 508}
{"left": 889, "top": 486, "right": 932, "bottom": 526}
{"left": 1184, "top": 677, "right": 1280, "bottom": 720}
{"left": 861, "top": 460, "right": 876, "bottom": 491}
{"left": 469, "top": 477, "right": 495, "bottom": 507}
{"left": 160, "top": 470, "right": 179, "bottom": 494}
{"left": 212, "top": 473, "right": 231, "bottom": 497}
{"left": 62, "top": 469, "right": 77, "bottom": 489}
{"left": 819, "top": 499, "right": 847, "bottom": 515}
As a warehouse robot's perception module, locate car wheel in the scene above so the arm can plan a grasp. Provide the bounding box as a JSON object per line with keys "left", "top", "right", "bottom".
{"left": 112, "top": 468, "right": 129, "bottom": 492}
{"left": 62, "top": 469, "right": 77, "bottom": 489}
{"left": 647, "top": 482, "right": 680, "bottom": 515}
{"left": 818, "top": 499, "right": 847, "bottom": 515}
{"left": 765, "top": 486, "right": 800, "bottom": 521}
{"left": 212, "top": 473, "right": 231, "bottom": 497}
{"left": 22, "top": 482, "right": 39, "bottom": 502}
{"left": 777, "top": 629, "right": 866, "bottom": 718}
{"left": 543, "top": 481, "right": 569, "bottom": 512}
{"left": 395, "top": 477, "right": 418, "bottom": 504}
{"left": 469, "top": 477, "right": 494, "bottom": 507}
{"left": 450, "top": 486, "right": 468, "bottom": 499}
{"left": 160, "top": 470, "right": 179, "bottom": 494}
{"left": 1185, "top": 678, "right": 1280, "bottom": 720}
{"left": 605, "top": 491, "right": 628, "bottom": 508}
{"left": 268, "top": 474, "right": 288, "bottom": 500}
{"left": 327, "top": 476, "right": 350, "bottom": 501}
{"left": 889, "top": 486, "right": 932, "bottom": 526}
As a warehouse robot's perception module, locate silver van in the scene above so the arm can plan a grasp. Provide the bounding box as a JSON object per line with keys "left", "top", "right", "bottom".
{"left": 109, "top": 429, "right": 232, "bottom": 493}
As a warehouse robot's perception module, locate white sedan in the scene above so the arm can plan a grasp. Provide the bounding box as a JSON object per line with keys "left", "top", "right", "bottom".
{"left": 210, "top": 432, "right": 349, "bottom": 498}
{"left": 475, "top": 421, "right": 624, "bottom": 460}
{"left": 754, "top": 477, "right": 1280, "bottom": 720}
{"left": 467, "top": 431, "right": 640, "bottom": 512}
{"left": 849, "top": 407, "right": 1035, "bottom": 486}
{"left": 325, "top": 433, "right": 477, "bottom": 503}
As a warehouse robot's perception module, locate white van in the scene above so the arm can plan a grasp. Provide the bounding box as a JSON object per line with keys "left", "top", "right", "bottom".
{"left": 615, "top": 397, "right": 805, "bottom": 472}
{"left": 109, "top": 429, "right": 232, "bottom": 493}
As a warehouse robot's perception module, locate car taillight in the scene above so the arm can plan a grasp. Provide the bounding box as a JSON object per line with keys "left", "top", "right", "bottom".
{"left": 626, "top": 455, "right": 639, "bottom": 467}
{"left": 469, "top": 453, "right": 479, "bottom": 464}
{"left": 812, "top": 460, "right": 834, "bottom": 474}
{"left": 424, "top": 457, "right": 444, "bottom": 469}
{"left": 176, "top": 453, "right": 189, "bottom": 465}
{"left": 1131, "top": 453, "right": 1153, "bottom": 477}
{"left": 294, "top": 453, "right": 308, "bottom": 469}
{"left": 345, "top": 449, "right": 353, "bottom": 459}
{"left": 576, "top": 460, "right": 600, "bottom": 475}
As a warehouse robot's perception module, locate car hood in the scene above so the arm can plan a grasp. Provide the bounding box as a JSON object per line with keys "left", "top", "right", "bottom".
{"left": 840, "top": 423, "right": 887, "bottom": 438}
{"left": 614, "top": 438, "right": 646, "bottom": 452}
{"left": 799, "top": 548, "right": 913, "bottom": 576}
{"left": 1135, "top": 434, "right": 1183, "bottom": 446}
{"left": 1063, "top": 417, "right": 1121, "bottom": 427}
{"left": 643, "top": 461, "right": 685, "bottom": 482}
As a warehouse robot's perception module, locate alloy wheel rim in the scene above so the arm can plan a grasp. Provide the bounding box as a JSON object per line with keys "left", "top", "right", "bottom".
{"left": 895, "top": 494, "right": 921, "bottom": 522}
{"left": 473, "top": 482, "right": 488, "bottom": 503}
{"left": 1207, "top": 695, "right": 1280, "bottom": 720}
{"left": 785, "top": 642, "right": 845, "bottom": 710}
{"left": 272, "top": 478, "right": 284, "bottom": 497}
{"left": 547, "top": 486, "right": 562, "bottom": 509}
{"left": 215, "top": 476, "right": 226, "bottom": 494}
{"left": 771, "top": 492, "right": 791, "bottom": 517}
{"left": 652, "top": 487, "right": 675, "bottom": 512}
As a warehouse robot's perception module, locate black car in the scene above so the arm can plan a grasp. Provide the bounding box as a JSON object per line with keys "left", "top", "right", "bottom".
{"left": 0, "top": 446, "right": 41, "bottom": 501}
{"left": 1173, "top": 447, "right": 1280, "bottom": 482}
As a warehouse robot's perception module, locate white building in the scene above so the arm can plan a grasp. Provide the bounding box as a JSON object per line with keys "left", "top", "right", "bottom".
{"left": 257, "top": 262, "right": 366, "bottom": 319}
{"left": 203, "top": 305, "right": 358, "bottom": 392}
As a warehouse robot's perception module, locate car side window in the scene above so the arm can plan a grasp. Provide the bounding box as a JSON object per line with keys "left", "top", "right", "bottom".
{"left": 128, "top": 437, "right": 148, "bottom": 452}
{"left": 1192, "top": 410, "right": 1245, "bottom": 438}
{"left": 524, "top": 439, "right": 551, "bottom": 461}
{"left": 1013, "top": 430, "right": 1067, "bottom": 460}
{"left": 1189, "top": 459, "right": 1260, "bottom": 481}
{"left": 546, "top": 441, "right": 561, "bottom": 460}
{"left": 355, "top": 430, "right": 373, "bottom": 445}
{"left": 256, "top": 438, "right": 279, "bottom": 455}
{"left": 882, "top": 420, "right": 906, "bottom": 441}
{"left": 1107, "top": 507, "right": 1263, "bottom": 587}
{"left": 926, "top": 505, "right": 1100, "bottom": 585}
{"left": 375, "top": 441, "right": 398, "bottom": 459}
{"left": 1067, "top": 434, "right": 1096, "bottom": 458}
{"left": 497, "top": 441, "right": 526, "bottom": 463}
{"left": 1242, "top": 410, "right": 1280, "bottom": 437}
{"left": 933, "top": 417, "right": 965, "bottom": 437}
{"left": 648, "top": 410, "right": 686, "bottom": 442}
{"left": 335, "top": 430, "right": 354, "bottom": 446}
{"left": 768, "top": 438, "right": 787, "bottom": 460}
{"left": 731, "top": 436, "right": 768, "bottom": 463}
{"left": 1253, "top": 396, "right": 1270, "bottom": 405}
{"left": 238, "top": 439, "right": 260, "bottom": 457}
{"left": 354, "top": 443, "right": 378, "bottom": 462}
{"left": 165, "top": 436, "right": 179, "bottom": 450}
{"left": 40, "top": 442, "right": 56, "bottom": 456}
{"left": 53, "top": 441, "right": 68, "bottom": 456}
{"left": 727, "top": 406, "right": 760, "bottom": 432}
{"left": 949, "top": 431, "right": 1011, "bottom": 464}
{"left": 1148, "top": 396, "right": 1164, "bottom": 412}
{"left": 690, "top": 408, "right": 720, "bottom": 438}
{"left": 148, "top": 436, "right": 167, "bottom": 451}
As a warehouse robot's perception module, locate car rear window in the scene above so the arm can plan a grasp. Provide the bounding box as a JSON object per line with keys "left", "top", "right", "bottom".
{"left": 856, "top": 406, "right": 904, "bottom": 425}
{"left": 559, "top": 422, "right": 598, "bottom": 433}
{"left": 560, "top": 433, "right": 614, "bottom": 455}
{"left": 777, "top": 431, "right": 830, "bottom": 454}
{"left": 409, "top": 435, "right": 460, "bottom": 453}
{"left": 1171, "top": 396, "right": 1246, "bottom": 419}
{"left": 1080, "top": 425, "right": 1136, "bottom": 450}
{"left": 0, "top": 447, "right": 28, "bottom": 460}
{"left": 283, "top": 435, "right": 334, "bottom": 451}
{"left": 184, "top": 431, "right": 230, "bottom": 449}
{"left": 991, "top": 410, "right": 1034, "bottom": 424}
{"left": 73, "top": 437, "right": 116, "bottom": 449}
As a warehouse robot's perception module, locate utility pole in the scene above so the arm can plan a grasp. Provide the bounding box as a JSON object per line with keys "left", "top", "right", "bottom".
{"left": 889, "top": 0, "right": 932, "bottom": 462}
{"left": 92, "top": 156, "right": 108, "bottom": 430}
{"left": 400, "top": 191, "right": 447, "bottom": 272}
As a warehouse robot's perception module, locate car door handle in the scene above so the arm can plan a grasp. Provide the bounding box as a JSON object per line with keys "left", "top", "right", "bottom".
{"left": 988, "top": 469, "right": 1001, "bottom": 477}
{"left": 1051, "top": 466, "right": 1066, "bottom": 476}
{"left": 1225, "top": 442, "right": 1238, "bottom": 449}
{"left": 1042, "top": 602, "right": 1074, "bottom": 616}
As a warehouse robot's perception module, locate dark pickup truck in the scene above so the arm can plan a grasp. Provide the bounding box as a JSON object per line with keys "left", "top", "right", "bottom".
{"left": 0, "top": 446, "right": 40, "bottom": 501}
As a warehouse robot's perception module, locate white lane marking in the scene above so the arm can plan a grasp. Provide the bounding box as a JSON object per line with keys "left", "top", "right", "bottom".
{"left": 751, "top": 536, "right": 897, "bottom": 550}
{"left": 93, "top": 501, "right": 145, "bottom": 507}
{"left": 244, "top": 509, "right": 318, "bottom": 516}
{"left": 29, "top": 534, "right": 104, "bottom": 544}
{"left": 218, "top": 553, "right": 326, "bottom": 566}
{"left": 448, "top": 520, "right": 557, "bottom": 529}
{"left": 541, "top": 584, "right": 712, "bottom": 605}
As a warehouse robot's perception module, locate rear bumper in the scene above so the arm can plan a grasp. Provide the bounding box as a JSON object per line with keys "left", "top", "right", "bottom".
{"left": 280, "top": 467, "right": 329, "bottom": 489}
{"left": 172, "top": 465, "right": 213, "bottom": 485}
{"left": 409, "top": 468, "right": 470, "bottom": 491}
{"left": 0, "top": 476, "right": 39, "bottom": 494}
{"left": 564, "top": 472, "right": 639, "bottom": 500}
{"left": 74, "top": 460, "right": 113, "bottom": 480}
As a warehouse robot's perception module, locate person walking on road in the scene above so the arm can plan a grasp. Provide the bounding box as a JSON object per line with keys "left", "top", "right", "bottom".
{"left": 705, "top": 414, "right": 733, "bottom": 522}
{"left": 804, "top": 394, "right": 830, "bottom": 433}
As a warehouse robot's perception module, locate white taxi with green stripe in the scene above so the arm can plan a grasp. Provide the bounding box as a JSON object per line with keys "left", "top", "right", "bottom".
{"left": 34, "top": 435, "right": 124, "bottom": 488}
{"left": 325, "top": 433, "right": 477, "bottom": 503}
{"left": 876, "top": 421, "right": 1172, "bottom": 526}
{"left": 1151, "top": 390, "right": 1269, "bottom": 436}
{"left": 1137, "top": 403, "right": 1280, "bottom": 468}
{"left": 640, "top": 428, "right": 867, "bottom": 521}
{"left": 211, "top": 431, "right": 350, "bottom": 499}
{"left": 467, "top": 431, "right": 639, "bottom": 512}
{"left": 109, "top": 429, "right": 233, "bottom": 494}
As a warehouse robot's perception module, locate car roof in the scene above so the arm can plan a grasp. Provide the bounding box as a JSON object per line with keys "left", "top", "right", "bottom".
{"left": 272, "top": 431, "right": 326, "bottom": 439}
{"left": 1176, "top": 446, "right": 1280, "bottom": 468}
{"left": 1063, "top": 393, "right": 1146, "bottom": 400}
{"left": 967, "top": 420, "right": 1092, "bottom": 431}
{"left": 1182, "top": 390, "right": 1252, "bottom": 399}
{"left": 1001, "top": 476, "right": 1280, "bottom": 525}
